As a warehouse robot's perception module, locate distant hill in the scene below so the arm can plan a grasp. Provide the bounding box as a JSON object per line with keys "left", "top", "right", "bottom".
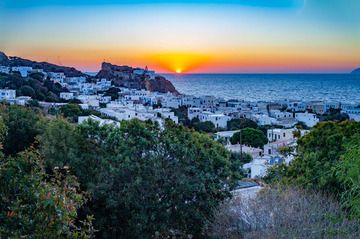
{"left": 0, "top": 51, "right": 85, "bottom": 77}
{"left": 0, "top": 51, "right": 179, "bottom": 94}
{"left": 97, "top": 62, "right": 179, "bottom": 94}
{"left": 351, "top": 68, "right": 360, "bottom": 75}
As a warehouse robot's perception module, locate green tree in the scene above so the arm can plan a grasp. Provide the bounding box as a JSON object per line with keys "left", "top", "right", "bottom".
{"left": 104, "top": 87, "right": 119, "bottom": 100}
{"left": 39, "top": 118, "right": 78, "bottom": 170}
{"left": 189, "top": 118, "right": 216, "bottom": 132}
{"left": 60, "top": 104, "right": 82, "bottom": 122}
{"left": 41, "top": 119, "right": 238, "bottom": 238}
{"left": 336, "top": 134, "right": 360, "bottom": 218}
{"left": 227, "top": 118, "right": 258, "bottom": 130}
{"left": 0, "top": 150, "right": 93, "bottom": 238}
{"left": 230, "top": 128, "right": 268, "bottom": 148}
{"left": 19, "top": 85, "right": 36, "bottom": 98}
{"left": 284, "top": 121, "right": 360, "bottom": 195}
{"left": 1, "top": 105, "right": 44, "bottom": 155}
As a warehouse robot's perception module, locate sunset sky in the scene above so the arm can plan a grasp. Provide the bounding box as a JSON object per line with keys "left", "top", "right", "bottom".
{"left": 1, "top": 0, "right": 359, "bottom": 73}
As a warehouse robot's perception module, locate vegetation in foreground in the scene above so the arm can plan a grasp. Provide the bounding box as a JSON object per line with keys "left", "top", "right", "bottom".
{"left": 0, "top": 104, "right": 359, "bottom": 238}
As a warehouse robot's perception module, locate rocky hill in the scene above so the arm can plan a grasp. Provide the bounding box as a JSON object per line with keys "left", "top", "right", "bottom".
{"left": 97, "top": 62, "right": 179, "bottom": 94}
{"left": 351, "top": 68, "right": 360, "bottom": 75}
{"left": 0, "top": 51, "right": 84, "bottom": 77}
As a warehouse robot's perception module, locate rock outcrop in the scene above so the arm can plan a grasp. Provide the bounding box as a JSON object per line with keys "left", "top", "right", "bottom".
{"left": 351, "top": 68, "right": 360, "bottom": 75}
{"left": 97, "top": 62, "right": 179, "bottom": 94}
{"left": 0, "top": 51, "right": 84, "bottom": 77}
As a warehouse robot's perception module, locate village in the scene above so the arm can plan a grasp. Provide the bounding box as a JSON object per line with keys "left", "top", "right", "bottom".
{"left": 1, "top": 65, "right": 360, "bottom": 179}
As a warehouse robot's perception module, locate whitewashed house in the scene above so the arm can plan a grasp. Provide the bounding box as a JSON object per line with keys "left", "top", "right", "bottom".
{"left": 11, "top": 66, "right": 32, "bottom": 77}
{"left": 162, "top": 96, "right": 182, "bottom": 109}
{"left": 267, "top": 128, "right": 295, "bottom": 142}
{"left": 0, "top": 66, "right": 10, "bottom": 74}
{"left": 48, "top": 72, "right": 66, "bottom": 83}
{"left": 225, "top": 144, "right": 263, "bottom": 159}
{"left": 153, "top": 108, "right": 178, "bottom": 124}
{"left": 252, "top": 114, "right": 277, "bottom": 126}
{"left": 60, "top": 92, "right": 74, "bottom": 100}
{"left": 78, "top": 115, "right": 120, "bottom": 127}
{"left": 215, "top": 130, "right": 240, "bottom": 144}
{"left": 270, "top": 110, "right": 293, "bottom": 119}
{"left": 0, "top": 89, "right": 16, "bottom": 101}
{"left": 188, "top": 108, "right": 202, "bottom": 120}
{"left": 198, "top": 112, "right": 230, "bottom": 128}
{"left": 96, "top": 79, "right": 112, "bottom": 91}
{"left": 295, "top": 112, "right": 319, "bottom": 127}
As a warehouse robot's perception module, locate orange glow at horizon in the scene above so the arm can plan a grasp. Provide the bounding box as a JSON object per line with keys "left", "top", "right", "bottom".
{"left": 147, "top": 53, "right": 211, "bottom": 73}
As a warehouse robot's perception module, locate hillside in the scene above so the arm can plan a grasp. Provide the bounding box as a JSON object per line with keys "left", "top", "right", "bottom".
{"left": 351, "top": 67, "right": 360, "bottom": 74}
{"left": 0, "top": 51, "right": 85, "bottom": 77}
{"left": 0, "top": 72, "right": 66, "bottom": 102}
{"left": 97, "top": 62, "right": 179, "bottom": 94}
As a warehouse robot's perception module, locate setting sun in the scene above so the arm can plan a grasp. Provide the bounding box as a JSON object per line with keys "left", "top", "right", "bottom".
{"left": 176, "top": 69, "right": 182, "bottom": 74}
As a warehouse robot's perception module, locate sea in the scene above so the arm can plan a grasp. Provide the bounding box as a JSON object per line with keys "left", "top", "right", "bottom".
{"left": 164, "top": 74, "right": 360, "bottom": 104}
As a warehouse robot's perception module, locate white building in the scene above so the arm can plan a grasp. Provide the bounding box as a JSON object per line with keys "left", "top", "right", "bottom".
{"left": 270, "top": 110, "right": 293, "bottom": 119}
{"left": 243, "top": 156, "right": 285, "bottom": 178}
{"left": 199, "top": 111, "right": 230, "bottom": 128}
{"left": 11, "top": 66, "right": 32, "bottom": 77}
{"left": 0, "top": 89, "right": 16, "bottom": 101}
{"left": 252, "top": 114, "right": 277, "bottom": 126}
{"left": 295, "top": 112, "right": 319, "bottom": 127}
{"left": 181, "top": 96, "right": 201, "bottom": 108}
{"left": 15, "top": 96, "right": 32, "bottom": 106}
{"left": 267, "top": 128, "right": 295, "bottom": 142}
{"left": 153, "top": 108, "right": 178, "bottom": 124}
{"left": 162, "top": 96, "right": 182, "bottom": 109}
{"left": 0, "top": 66, "right": 10, "bottom": 74}
{"left": 77, "top": 95, "right": 99, "bottom": 107}
{"left": 78, "top": 115, "right": 120, "bottom": 127}
{"left": 48, "top": 72, "right": 66, "bottom": 83}
{"left": 188, "top": 108, "right": 202, "bottom": 120}
{"left": 225, "top": 144, "right": 263, "bottom": 159}
{"left": 96, "top": 79, "right": 112, "bottom": 91}
{"left": 60, "top": 92, "right": 74, "bottom": 100}
{"left": 215, "top": 130, "right": 240, "bottom": 144}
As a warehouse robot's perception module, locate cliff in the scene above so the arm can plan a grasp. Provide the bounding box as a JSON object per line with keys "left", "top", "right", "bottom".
{"left": 97, "top": 62, "right": 179, "bottom": 94}
{"left": 351, "top": 68, "right": 360, "bottom": 75}
{"left": 0, "top": 51, "right": 85, "bottom": 77}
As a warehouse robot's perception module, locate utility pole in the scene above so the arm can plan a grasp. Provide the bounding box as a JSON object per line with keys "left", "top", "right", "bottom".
{"left": 239, "top": 129, "right": 243, "bottom": 161}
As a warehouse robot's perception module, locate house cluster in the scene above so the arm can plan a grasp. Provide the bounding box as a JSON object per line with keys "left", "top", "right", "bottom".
{"left": 217, "top": 127, "right": 308, "bottom": 178}
{"left": 1, "top": 65, "right": 360, "bottom": 178}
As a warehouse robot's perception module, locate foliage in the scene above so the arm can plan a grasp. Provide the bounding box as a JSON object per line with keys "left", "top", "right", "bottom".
{"left": 230, "top": 128, "right": 268, "bottom": 148}
{"left": 278, "top": 145, "right": 294, "bottom": 156}
{"left": 189, "top": 117, "right": 216, "bottom": 133}
{"left": 60, "top": 104, "right": 83, "bottom": 122}
{"left": 227, "top": 118, "right": 257, "bottom": 130}
{"left": 0, "top": 73, "right": 65, "bottom": 102}
{"left": 103, "top": 87, "right": 120, "bottom": 100}
{"left": 283, "top": 121, "right": 360, "bottom": 194}
{"left": 171, "top": 106, "right": 189, "bottom": 125}
{"left": 320, "top": 108, "right": 350, "bottom": 122}
{"left": 0, "top": 150, "right": 94, "bottom": 238}
{"left": 208, "top": 186, "right": 360, "bottom": 238}
{"left": 0, "top": 105, "right": 44, "bottom": 155}
{"left": 267, "top": 121, "right": 360, "bottom": 219}
{"left": 336, "top": 134, "right": 360, "bottom": 218}
{"left": 40, "top": 119, "right": 238, "bottom": 238}
{"left": 40, "top": 118, "right": 78, "bottom": 170}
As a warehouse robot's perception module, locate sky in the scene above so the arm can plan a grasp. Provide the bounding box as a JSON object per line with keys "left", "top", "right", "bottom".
{"left": 0, "top": 0, "right": 360, "bottom": 73}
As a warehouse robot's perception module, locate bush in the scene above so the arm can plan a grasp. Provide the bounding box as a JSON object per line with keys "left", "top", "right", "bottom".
{"left": 230, "top": 128, "right": 268, "bottom": 148}
{"left": 208, "top": 186, "right": 360, "bottom": 238}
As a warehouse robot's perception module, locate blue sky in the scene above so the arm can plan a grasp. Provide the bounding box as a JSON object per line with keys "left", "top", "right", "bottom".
{"left": 0, "top": 0, "right": 359, "bottom": 73}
